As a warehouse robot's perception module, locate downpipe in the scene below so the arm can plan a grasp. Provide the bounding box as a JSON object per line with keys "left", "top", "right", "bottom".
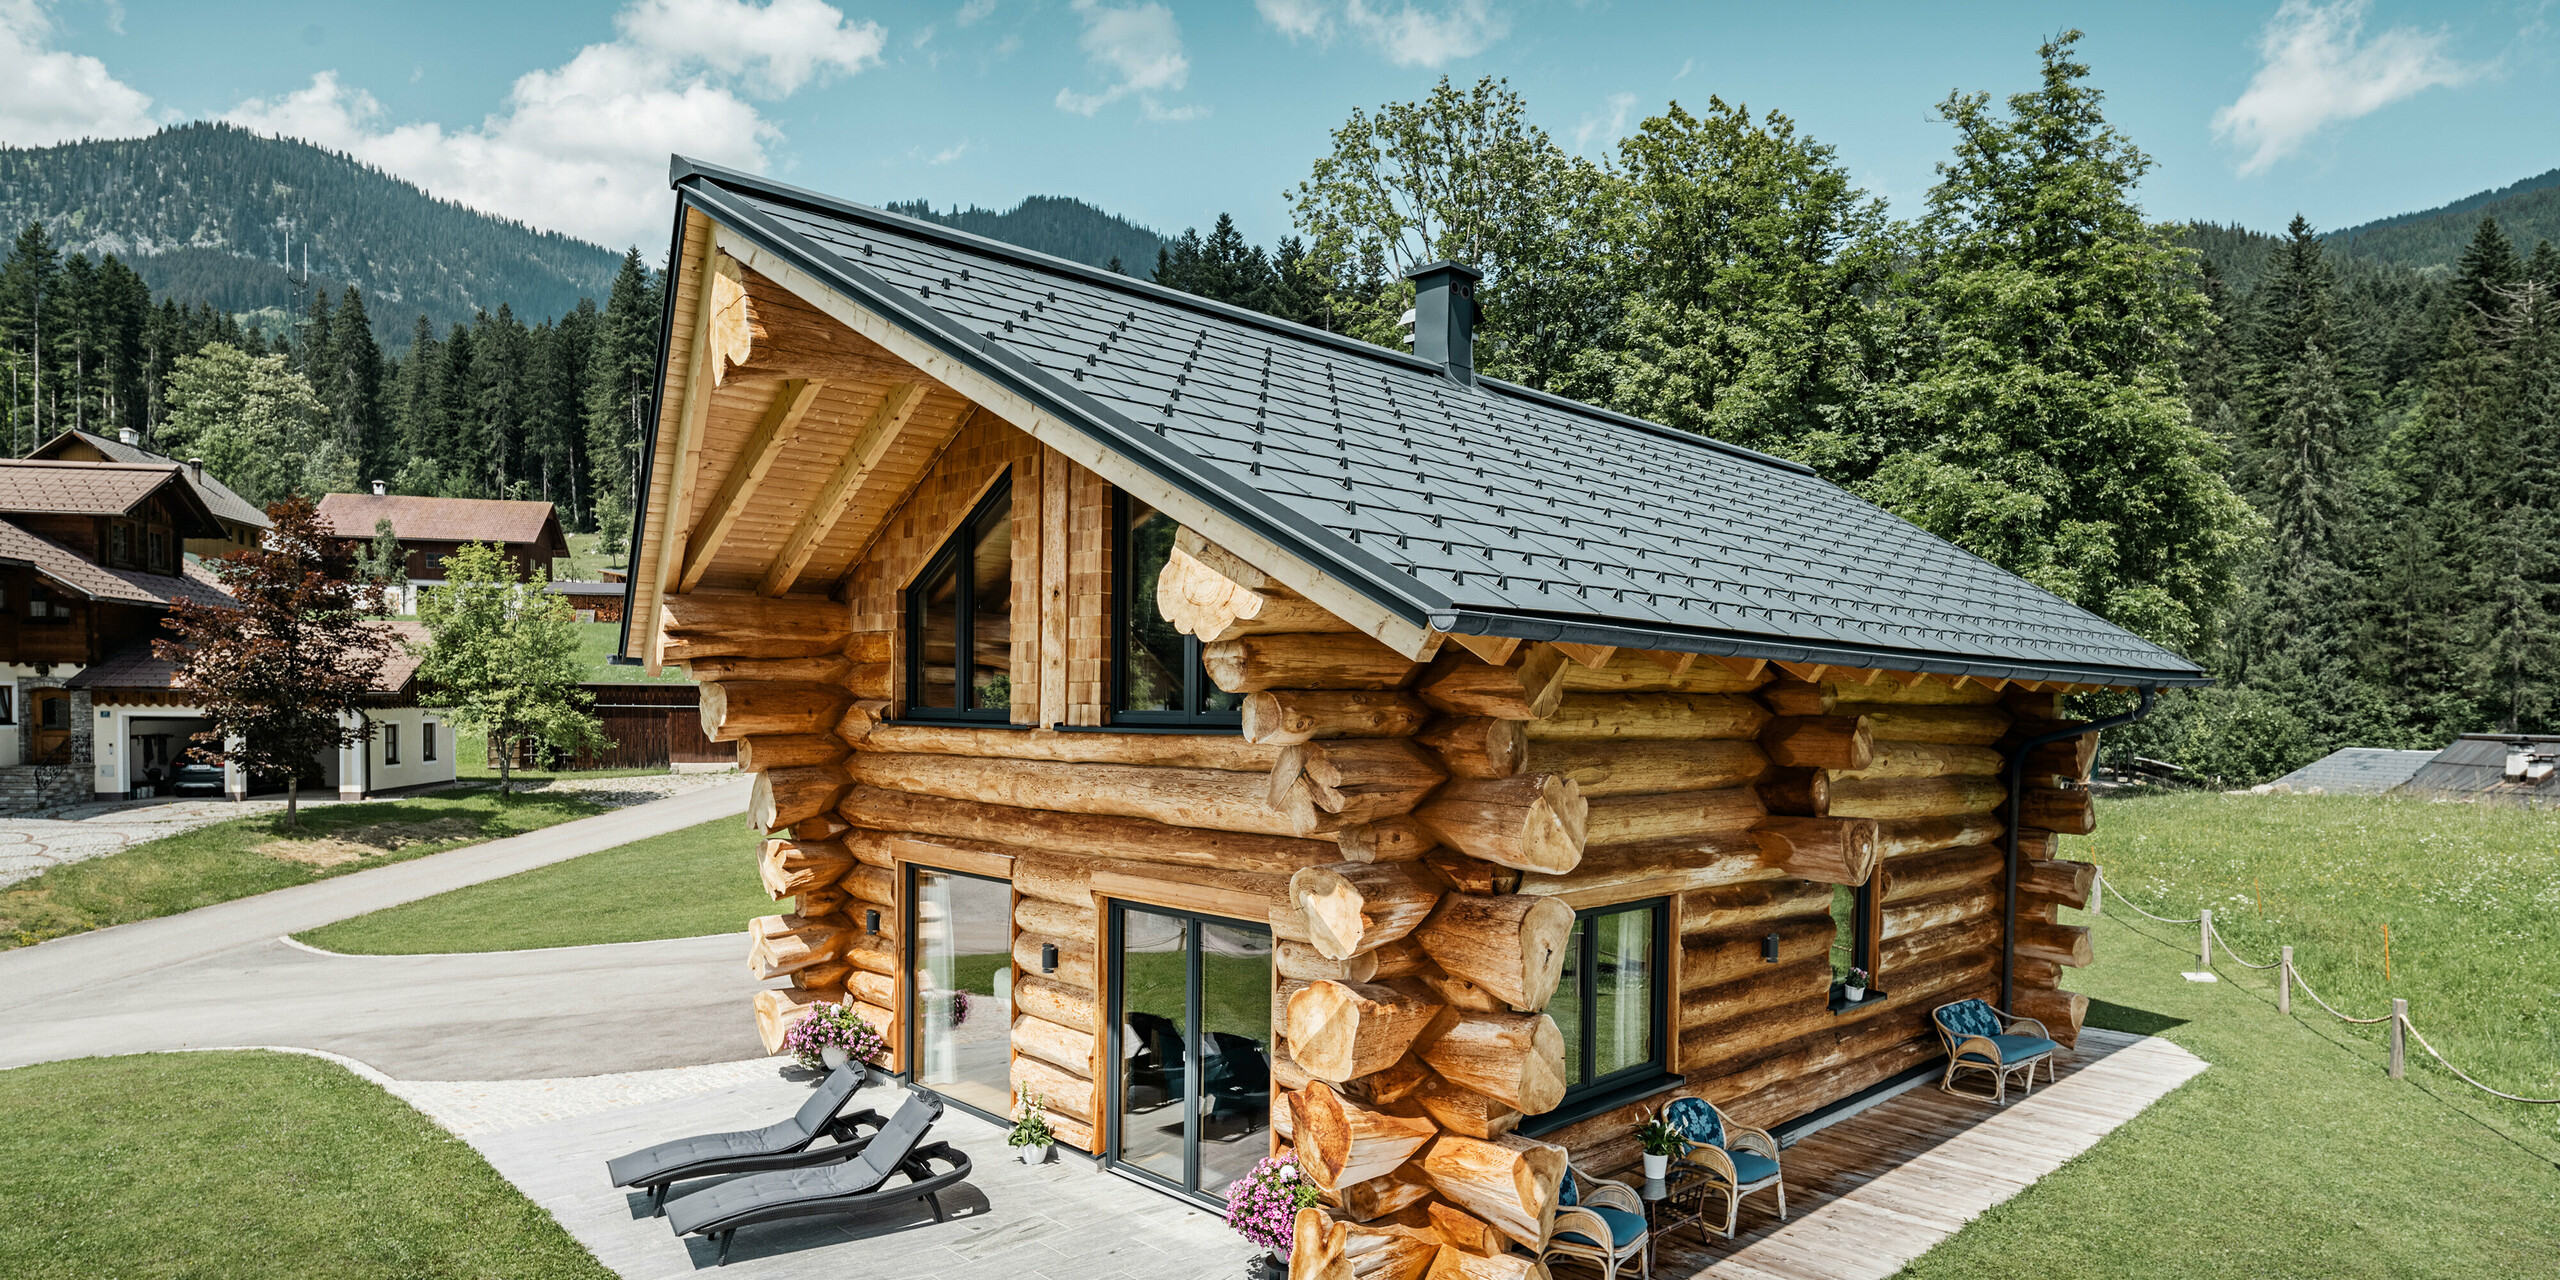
{"left": 2001, "top": 686, "right": 2156, "bottom": 1010}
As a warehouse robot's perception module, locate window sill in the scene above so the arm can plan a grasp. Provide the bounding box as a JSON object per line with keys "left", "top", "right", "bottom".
{"left": 1516, "top": 1071, "right": 1683, "bottom": 1139}
{"left": 1830, "top": 985, "right": 1887, "bottom": 1014}
{"left": 882, "top": 716, "right": 1034, "bottom": 731}
{"left": 1051, "top": 722, "right": 1243, "bottom": 736}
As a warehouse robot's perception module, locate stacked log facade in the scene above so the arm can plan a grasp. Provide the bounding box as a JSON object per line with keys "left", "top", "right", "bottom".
{"left": 656, "top": 264, "right": 2114, "bottom": 1277}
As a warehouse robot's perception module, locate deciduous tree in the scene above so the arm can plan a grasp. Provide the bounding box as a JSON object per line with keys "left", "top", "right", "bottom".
{"left": 415, "top": 542, "right": 606, "bottom": 791}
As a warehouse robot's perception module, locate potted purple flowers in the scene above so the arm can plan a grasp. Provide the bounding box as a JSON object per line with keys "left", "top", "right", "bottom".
{"left": 782, "top": 1002, "right": 887, "bottom": 1074}
{"left": 1225, "top": 1153, "right": 1321, "bottom": 1268}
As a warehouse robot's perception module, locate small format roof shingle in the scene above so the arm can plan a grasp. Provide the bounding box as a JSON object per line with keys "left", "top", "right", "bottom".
{"left": 0, "top": 519, "right": 233, "bottom": 609}
{"left": 0, "top": 460, "right": 182, "bottom": 517}
{"left": 2264, "top": 747, "right": 2440, "bottom": 795}
{"left": 69, "top": 620, "right": 428, "bottom": 696}
{"left": 669, "top": 161, "right": 2209, "bottom": 688}
{"left": 317, "top": 493, "right": 564, "bottom": 548}
{"left": 31, "top": 429, "right": 272, "bottom": 531}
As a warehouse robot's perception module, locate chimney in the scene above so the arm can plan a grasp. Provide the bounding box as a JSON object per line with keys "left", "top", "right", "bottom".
{"left": 371, "top": 479, "right": 387, "bottom": 496}
{"left": 187, "top": 457, "right": 203, "bottom": 482}
{"left": 118, "top": 426, "right": 140, "bottom": 446}
{"left": 1406, "top": 260, "right": 1481, "bottom": 386}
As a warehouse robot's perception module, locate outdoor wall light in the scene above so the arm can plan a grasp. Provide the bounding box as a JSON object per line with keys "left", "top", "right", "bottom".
{"left": 1762, "top": 933, "right": 1781, "bottom": 963}
{"left": 864, "top": 908, "right": 881, "bottom": 934}
{"left": 1040, "top": 943, "right": 1059, "bottom": 974}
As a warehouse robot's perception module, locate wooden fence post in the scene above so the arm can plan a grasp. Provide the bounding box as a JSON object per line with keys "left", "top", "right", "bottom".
{"left": 2389, "top": 998, "right": 2408, "bottom": 1079}
{"left": 2199, "top": 908, "right": 2212, "bottom": 970}
{"left": 2277, "top": 945, "right": 2292, "bottom": 1016}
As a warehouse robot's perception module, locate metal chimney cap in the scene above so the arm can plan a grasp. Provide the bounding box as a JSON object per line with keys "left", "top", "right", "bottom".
{"left": 371, "top": 480, "right": 388, "bottom": 496}
{"left": 1404, "top": 260, "right": 1481, "bottom": 387}
{"left": 118, "top": 427, "right": 141, "bottom": 446}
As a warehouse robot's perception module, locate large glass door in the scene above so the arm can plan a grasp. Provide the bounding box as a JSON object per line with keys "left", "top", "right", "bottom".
{"left": 908, "top": 866, "right": 1015, "bottom": 1122}
{"left": 1108, "top": 903, "right": 1274, "bottom": 1203}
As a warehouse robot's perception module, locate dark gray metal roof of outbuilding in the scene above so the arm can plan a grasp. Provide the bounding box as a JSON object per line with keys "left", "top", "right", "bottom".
{"left": 670, "top": 160, "right": 2210, "bottom": 688}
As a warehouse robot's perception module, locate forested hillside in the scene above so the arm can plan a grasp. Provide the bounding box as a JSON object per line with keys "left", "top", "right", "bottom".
{"left": 0, "top": 124, "right": 624, "bottom": 334}
{"left": 882, "top": 195, "right": 1164, "bottom": 270}
{"left": 2328, "top": 168, "right": 2560, "bottom": 275}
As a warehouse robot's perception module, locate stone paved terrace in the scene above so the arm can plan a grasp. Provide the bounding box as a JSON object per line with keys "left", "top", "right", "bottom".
{"left": 413, "top": 1056, "right": 1257, "bottom": 1280}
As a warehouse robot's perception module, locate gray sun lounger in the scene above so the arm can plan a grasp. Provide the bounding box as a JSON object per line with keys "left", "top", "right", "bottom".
{"left": 664, "top": 1090, "right": 974, "bottom": 1266}
{"left": 606, "top": 1064, "right": 886, "bottom": 1215}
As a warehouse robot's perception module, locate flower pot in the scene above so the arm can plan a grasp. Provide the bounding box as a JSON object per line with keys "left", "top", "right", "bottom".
{"left": 1017, "top": 1143, "right": 1051, "bottom": 1165}
{"left": 1845, "top": 986, "right": 1866, "bottom": 1002}
{"left": 1642, "top": 1152, "right": 1669, "bottom": 1180}
{"left": 821, "top": 1045, "right": 851, "bottom": 1071}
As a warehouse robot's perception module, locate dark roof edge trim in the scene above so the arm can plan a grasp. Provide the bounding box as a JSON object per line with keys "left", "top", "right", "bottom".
{"left": 1429, "top": 609, "right": 2215, "bottom": 689}
{"left": 676, "top": 178, "right": 1454, "bottom": 631}
{"left": 664, "top": 156, "right": 1815, "bottom": 483}
{"left": 614, "top": 198, "right": 697, "bottom": 665}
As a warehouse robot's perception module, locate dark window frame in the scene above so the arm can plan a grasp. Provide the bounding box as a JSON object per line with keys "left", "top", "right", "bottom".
{"left": 1828, "top": 880, "right": 1884, "bottom": 1010}
{"left": 1109, "top": 489, "right": 1241, "bottom": 729}
{"left": 1524, "top": 896, "right": 1676, "bottom": 1134}
{"left": 903, "top": 861, "right": 1016, "bottom": 1129}
{"left": 422, "top": 722, "right": 439, "bottom": 761}
{"left": 383, "top": 723, "right": 401, "bottom": 765}
{"left": 1104, "top": 898, "right": 1273, "bottom": 1210}
{"left": 903, "top": 477, "right": 1017, "bottom": 723}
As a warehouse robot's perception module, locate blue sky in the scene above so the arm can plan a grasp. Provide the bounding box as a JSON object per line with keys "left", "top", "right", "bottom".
{"left": 5, "top": 1, "right": 2553, "bottom": 254}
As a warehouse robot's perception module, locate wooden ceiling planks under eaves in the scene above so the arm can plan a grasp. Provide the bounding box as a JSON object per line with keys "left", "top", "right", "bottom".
{"left": 659, "top": 243, "right": 980, "bottom": 601}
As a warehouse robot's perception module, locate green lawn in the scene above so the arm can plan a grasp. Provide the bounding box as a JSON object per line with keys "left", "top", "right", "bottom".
{"left": 0, "top": 790, "right": 603, "bottom": 949}
{"left": 448, "top": 717, "right": 680, "bottom": 785}
{"left": 1903, "top": 793, "right": 2560, "bottom": 1278}
{"left": 299, "top": 814, "right": 768, "bottom": 954}
{"left": 0, "top": 1051, "right": 610, "bottom": 1280}
{"left": 574, "top": 620, "right": 689, "bottom": 684}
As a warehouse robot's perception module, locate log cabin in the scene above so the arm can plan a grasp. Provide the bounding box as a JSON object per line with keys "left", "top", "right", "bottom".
{"left": 618, "top": 159, "right": 2209, "bottom": 1275}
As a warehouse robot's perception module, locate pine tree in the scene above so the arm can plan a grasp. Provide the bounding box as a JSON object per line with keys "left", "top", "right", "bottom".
{"left": 1, "top": 221, "right": 60, "bottom": 451}
{"left": 583, "top": 249, "right": 657, "bottom": 532}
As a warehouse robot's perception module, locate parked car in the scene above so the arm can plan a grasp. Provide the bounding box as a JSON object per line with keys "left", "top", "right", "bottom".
{"left": 173, "top": 762, "right": 226, "bottom": 796}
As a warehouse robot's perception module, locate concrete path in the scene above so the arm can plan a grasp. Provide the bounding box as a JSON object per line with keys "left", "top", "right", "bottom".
{"left": 443, "top": 1056, "right": 1254, "bottom": 1280}
{"left": 0, "top": 778, "right": 749, "bottom": 1007}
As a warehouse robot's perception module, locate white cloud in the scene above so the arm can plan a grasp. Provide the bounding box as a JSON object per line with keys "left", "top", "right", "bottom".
{"left": 224, "top": 0, "right": 883, "bottom": 248}
{"left": 1253, "top": 0, "right": 1506, "bottom": 67}
{"left": 1054, "top": 0, "right": 1194, "bottom": 120}
{"left": 955, "top": 0, "right": 994, "bottom": 24}
{"left": 1572, "top": 91, "right": 1634, "bottom": 155}
{"left": 1256, "top": 0, "right": 1334, "bottom": 43}
{"left": 931, "top": 139, "right": 968, "bottom": 164}
{"left": 0, "top": 0, "right": 157, "bottom": 147}
{"left": 2213, "top": 0, "right": 2470, "bottom": 176}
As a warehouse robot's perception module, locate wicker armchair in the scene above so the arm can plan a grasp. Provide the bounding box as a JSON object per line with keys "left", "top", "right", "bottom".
{"left": 1932, "top": 998, "right": 2061, "bottom": 1105}
{"left": 1655, "top": 1096, "right": 1784, "bottom": 1240}
{"left": 1541, "top": 1164, "right": 1651, "bottom": 1280}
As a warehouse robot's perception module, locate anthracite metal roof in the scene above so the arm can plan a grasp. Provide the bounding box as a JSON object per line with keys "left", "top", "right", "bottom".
{"left": 2266, "top": 747, "right": 2441, "bottom": 795}
{"left": 666, "top": 160, "right": 2210, "bottom": 688}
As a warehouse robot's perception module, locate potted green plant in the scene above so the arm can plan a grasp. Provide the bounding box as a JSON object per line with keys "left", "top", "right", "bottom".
{"left": 1225, "top": 1154, "right": 1322, "bottom": 1266}
{"left": 1638, "top": 1117, "right": 1683, "bottom": 1180}
{"left": 1845, "top": 966, "right": 1871, "bottom": 1002}
{"left": 1009, "top": 1088, "right": 1058, "bottom": 1164}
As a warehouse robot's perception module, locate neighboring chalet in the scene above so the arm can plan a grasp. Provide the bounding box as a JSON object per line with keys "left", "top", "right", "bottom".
{"left": 621, "top": 161, "right": 2208, "bottom": 1265}
{"left": 70, "top": 620, "right": 454, "bottom": 802}
{"left": 31, "top": 427, "right": 272, "bottom": 558}
{"left": 0, "top": 459, "right": 232, "bottom": 809}
{"left": 316, "top": 486, "right": 571, "bottom": 584}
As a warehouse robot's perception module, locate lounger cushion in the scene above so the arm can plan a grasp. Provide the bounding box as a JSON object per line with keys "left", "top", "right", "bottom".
{"left": 605, "top": 1065, "right": 868, "bottom": 1187}
{"left": 1955, "top": 1034, "right": 2059, "bottom": 1065}
{"left": 1722, "top": 1148, "right": 1780, "bottom": 1187}
{"left": 664, "top": 1092, "right": 940, "bottom": 1237}
{"left": 1938, "top": 999, "right": 2003, "bottom": 1041}
{"left": 1554, "top": 1206, "right": 1646, "bottom": 1249}
{"left": 1660, "top": 1096, "right": 1723, "bottom": 1149}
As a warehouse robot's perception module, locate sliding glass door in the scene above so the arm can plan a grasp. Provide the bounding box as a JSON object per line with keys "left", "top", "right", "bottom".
{"left": 1108, "top": 903, "right": 1273, "bottom": 1203}
{"left": 908, "top": 866, "right": 1015, "bottom": 1122}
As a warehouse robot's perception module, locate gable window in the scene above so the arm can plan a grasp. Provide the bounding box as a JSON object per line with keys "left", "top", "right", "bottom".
{"left": 422, "top": 723, "right": 439, "bottom": 762}
{"left": 28, "top": 586, "right": 68, "bottom": 622}
{"left": 147, "top": 527, "right": 171, "bottom": 572}
{"left": 1114, "top": 492, "right": 1242, "bottom": 727}
{"left": 107, "top": 522, "right": 132, "bottom": 567}
{"left": 1531, "top": 897, "right": 1673, "bottom": 1129}
{"left": 383, "top": 724, "right": 401, "bottom": 766}
{"left": 905, "top": 478, "right": 1016, "bottom": 721}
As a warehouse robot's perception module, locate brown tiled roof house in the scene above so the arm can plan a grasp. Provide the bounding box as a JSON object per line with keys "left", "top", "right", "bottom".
{"left": 316, "top": 490, "right": 572, "bottom": 582}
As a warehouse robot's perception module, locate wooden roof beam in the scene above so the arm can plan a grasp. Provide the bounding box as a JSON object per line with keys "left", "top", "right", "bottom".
{"left": 679, "top": 378, "right": 824, "bottom": 592}
{"left": 758, "top": 381, "right": 929, "bottom": 598}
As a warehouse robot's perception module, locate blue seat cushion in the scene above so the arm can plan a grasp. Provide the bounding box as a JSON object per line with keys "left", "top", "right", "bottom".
{"left": 1557, "top": 1168, "right": 1577, "bottom": 1207}
{"left": 1554, "top": 1206, "right": 1646, "bottom": 1250}
{"left": 1955, "top": 1033, "right": 2059, "bottom": 1065}
{"left": 1697, "top": 1147, "right": 1779, "bottom": 1187}
{"left": 1938, "top": 999, "right": 2003, "bottom": 1041}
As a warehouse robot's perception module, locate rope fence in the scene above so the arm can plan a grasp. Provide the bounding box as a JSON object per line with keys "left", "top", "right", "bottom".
{"left": 2090, "top": 868, "right": 2560, "bottom": 1104}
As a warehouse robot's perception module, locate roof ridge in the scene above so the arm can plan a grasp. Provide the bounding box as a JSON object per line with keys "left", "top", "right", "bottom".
{"left": 672, "top": 156, "right": 1814, "bottom": 478}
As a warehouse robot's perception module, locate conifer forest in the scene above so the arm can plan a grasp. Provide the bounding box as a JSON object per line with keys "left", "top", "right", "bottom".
{"left": 1, "top": 32, "right": 2555, "bottom": 783}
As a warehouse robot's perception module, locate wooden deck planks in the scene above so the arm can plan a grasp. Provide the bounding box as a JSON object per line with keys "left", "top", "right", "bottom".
{"left": 1618, "top": 1029, "right": 2206, "bottom": 1280}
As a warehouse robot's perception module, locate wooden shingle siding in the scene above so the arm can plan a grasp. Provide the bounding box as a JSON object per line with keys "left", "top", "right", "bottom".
{"left": 1066, "top": 463, "right": 1112, "bottom": 726}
